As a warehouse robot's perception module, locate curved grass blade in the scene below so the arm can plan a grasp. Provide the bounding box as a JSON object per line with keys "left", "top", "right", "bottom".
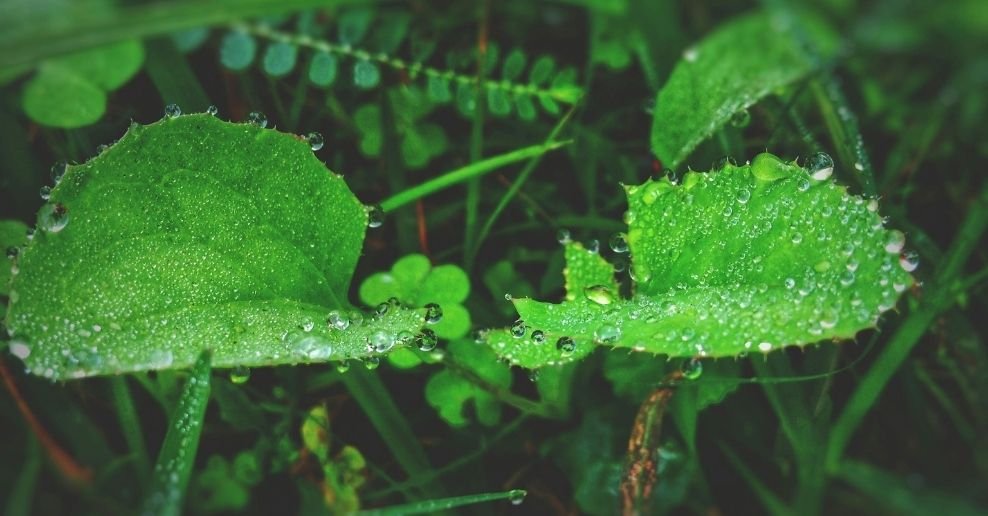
{"left": 358, "top": 489, "right": 526, "bottom": 515}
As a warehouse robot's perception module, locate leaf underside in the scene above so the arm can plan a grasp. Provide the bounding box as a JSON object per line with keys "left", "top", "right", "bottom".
{"left": 490, "top": 153, "right": 914, "bottom": 369}
{"left": 6, "top": 114, "right": 424, "bottom": 379}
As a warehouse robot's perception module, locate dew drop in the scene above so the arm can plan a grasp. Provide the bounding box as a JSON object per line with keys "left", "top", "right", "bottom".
{"left": 39, "top": 186, "right": 51, "bottom": 201}
{"left": 9, "top": 341, "right": 30, "bottom": 359}
{"left": 807, "top": 152, "right": 834, "bottom": 181}
{"left": 609, "top": 233, "right": 629, "bottom": 253}
{"left": 366, "top": 204, "right": 384, "bottom": 228}
{"left": 584, "top": 285, "right": 615, "bottom": 305}
{"left": 885, "top": 230, "right": 905, "bottom": 254}
{"left": 556, "top": 228, "right": 571, "bottom": 244}
{"left": 206, "top": 105, "right": 219, "bottom": 116}
{"left": 736, "top": 189, "right": 751, "bottom": 204}
{"left": 6, "top": 246, "right": 18, "bottom": 259}
{"left": 327, "top": 310, "right": 350, "bottom": 330}
{"left": 791, "top": 232, "right": 803, "bottom": 244}
{"left": 247, "top": 111, "right": 268, "bottom": 127}
{"left": 349, "top": 310, "right": 365, "bottom": 327}
{"left": 307, "top": 131, "right": 324, "bottom": 151}
{"left": 730, "top": 109, "right": 751, "bottom": 128}
{"left": 508, "top": 489, "right": 527, "bottom": 506}
{"left": 370, "top": 330, "right": 394, "bottom": 353}
{"left": 363, "top": 356, "right": 380, "bottom": 370}
{"left": 38, "top": 203, "right": 69, "bottom": 233}
{"left": 586, "top": 239, "right": 600, "bottom": 254}
{"left": 682, "top": 46, "right": 699, "bottom": 62}
{"left": 531, "top": 330, "right": 545, "bottom": 344}
{"left": 510, "top": 320, "right": 527, "bottom": 338}
{"left": 899, "top": 251, "right": 919, "bottom": 272}
{"left": 335, "top": 360, "right": 351, "bottom": 373}
{"left": 50, "top": 161, "right": 67, "bottom": 183}
{"left": 758, "top": 342, "right": 773, "bottom": 352}
{"left": 229, "top": 366, "right": 250, "bottom": 384}
{"left": 396, "top": 330, "right": 414, "bottom": 346}
{"left": 164, "top": 103, "right": 182, "bottom": 118}
{"left": 681, "top": 357, "right": 702, "bottom": 380}
{"left": 424, "top": 303, "right": 443, "bottom": 324}
{"left": 375, "top": 302, "right": 389, "bottom": 316}
{"left": 593, "top": 324, "right": 621, "bottom": 344}
{"left": 415, "top": 329, "right": 438, "bottom": 351}
{"left": 556, "top": 336, "right": 576, "bottom": 355}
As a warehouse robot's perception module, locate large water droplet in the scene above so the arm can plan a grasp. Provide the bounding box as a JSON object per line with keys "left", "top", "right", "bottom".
{"left": 510, "top": 320, "right": 527, "bottom": 338}
{"left": 307, "top": 132, "right": 324, "bottom": 151}
{"left": 899, "top": 251, "right": 919, "bottom": 272}
{"left": 230, "top": 366, "right": 250, "bottom": 384}
{"left": 248, "top": 111, "right": 268, "bottom": 127}
{"left": 556, "top": 336, "right": 575, "bottom": 355}
{"left": 366, "top": 205, "right": 384, "bottom": 228}
{"left": 556, "top": 228, "right": 571, "bottom": 244}
{"left": 885, "top": 230, "right": 905, "bottom": 254}
{"left": 327, "top": 310, "right": 349, "bottom": 330}
{"left": 609, "top": 233, "right": 629, "bottom": 253}
{"left": 370, "top": 330, "right": 394, "bottom": 353}
{"left": 531, "top": 330, "right": 545, "bottom": 344}
{"left": 50, "top": 161, "right": 67, "bottom": 183}
{"left": 807, "top": 152, "right": 834, "bottom": 181}
{"left": 508, "top": 489, "right": 527, "bottom": 506}
{"left": 363, "top": 356, "right": 380, "bottom": 370}
{"left": 39, "top": 203, "right": 69, "bottom": 233}
{"left": 375, "top": 302, "right": 389, "bottom": 316}
{"left": 164, "top": 103, "right": 182, "bottom": 118}
{"left": 681, "top": 358, "right": 702, "bottom": 380}
{"left": 736, "top": 188, "right": 752, "bottom": 204}
{"left": 206, "top": 105, "right": 219, "bottom": 116}
{"left": 584, "top": 285, "right": 615, "bottom": 305}
{"left": 415, "top": 329, "right": 438, "bottom": 351}
{"left": 593, "top": 324, "right": 621, "bottom": 344}
{"left": 424, "top": 303, "right": 443, "bottom": 324}
{"left": 751, "top": 153, "right": 791, "bottom": 182}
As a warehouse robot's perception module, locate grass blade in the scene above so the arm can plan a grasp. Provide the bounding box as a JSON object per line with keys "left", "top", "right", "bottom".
{"left": 140, "top": 351, "right": 212, "bottom": 516}
{"left": 826, "top": 183, "right": 988, "bottom": 471}
{"left": 109, "top": 375, "right": 152, "bottom": 486}
{"left": 379, "top": 140, "right": 570, "bottom": 213}
{"left": 358, "top": 489, "right": 526, "bottom": 515}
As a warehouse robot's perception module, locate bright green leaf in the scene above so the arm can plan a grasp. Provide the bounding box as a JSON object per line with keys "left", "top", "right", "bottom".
{"left": 262, "top": 41, "right": 297, "bottom": 77}
{"left": 489, "top": 154, "right": 914, "bottom": 369}
{"left": 425, "top": 339, "right": 511, "bottom": 427}
{"left": 219, "top": 31, "right": 257, "bottom": 71}
{"left": 21, "top": 40, "right": 143, "bottom": 128}
{"left": 651, "top": 12, "right": 821, "bottom": 168}
{"left": 528, "top": 55, "right": 555, "bottom": 85}
{"left": 5, "top": 114, "right": 426, "bottom": 380}
{"left": 308, "top": 51, "right": 338, "bottom": 87}
{"left": 353, "top": 59, "right": 380, "bottom": 89}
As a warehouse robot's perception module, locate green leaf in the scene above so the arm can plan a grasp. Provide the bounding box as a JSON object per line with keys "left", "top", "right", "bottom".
{"left": 141, "top": 351, "right": 212, "bottom": 516}
{"left": 528, "top": 55, "right": 555, "bottom": 85}
{"left": 1, "top": 220, "right": 28, "bottom": 297}
{"left": 502, "top": 48, "right": 527, "bottom": 80}
{"left": 5, "top": 114, "right": 426, "bottom": 379}
{"left": 338, "top": 7, "right": 374, "bottom": 46}
{"left": 424, "top": 340, "right": 511, "bottom": 427}
{"left": 353, "top": 59, "right": 380, "bottom": 89}
{"left": 171, "top": 27, "right": 210, "bottom": 53}
{"left": 262, "top": 41, "right": 297, "bottom": 77}
{"left": 308, "top": 51, "right": 337, "bottom": 87}
{"left": 220, "top": 31, "right": 257, "bottom": 71}
{"left": 359, "top": 254, "right": 471, "bottom": 340}
{"left": 651, "top": 12, "right": 820, "bottom": 168}
{"left": 489, "top": 154, "right": 914, "bottom": 369}
{"left": 21, "top": 40, "right": 144, "bottom": 128}
{"left": 487, "top": 88, "right": 512, "bottom": 117}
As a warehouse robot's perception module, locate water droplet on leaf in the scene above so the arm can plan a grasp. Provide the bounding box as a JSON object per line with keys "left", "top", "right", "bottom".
{"left": 248, "top": 111, "right": 268, "bottom": 128}
{"left": 164, "top": 103, "right": 182, "bottom": 118}
{"left": 39, "top": 203, "right": 69, "bottom": 233}
{"left": 609, "top": 233, "right": 629, "bottom": 253}
{"left": 415, "top": 329, "right": 438, "bottom": 351}
{"left": 230, "top": 366, "right": 250, "bottom": 384}
{"left": 681, "top": 358, "right": 702, "bottom": 380}
{"left": 584, "top": 285, "right": 615, "bottom": 305}
{"left": 307, "top": 131, "right": 324, "bottom": 151}
{"left": 366, "top": 204, "right": 384, "bottom": 228}
{"left": 556, "top": 336, "right": 575, "bottom": 355}
{"left": 424, "top": 303, "right": 443, "bottom": 324}
{"left": 510, "top": 320, "right": 527, "bottom": 338}
{"left": 806, "top": 152, "right": 834, "bottom": 181}
{"left": 531, "top": 330, "right": 545, "bottom": 344}
{"left": 206, "top": 105, "right": 219, "bottom": 116}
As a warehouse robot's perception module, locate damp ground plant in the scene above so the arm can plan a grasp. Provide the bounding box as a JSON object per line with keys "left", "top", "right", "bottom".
{"left": 1, "top": 1, "right": 987, "bottom": 515}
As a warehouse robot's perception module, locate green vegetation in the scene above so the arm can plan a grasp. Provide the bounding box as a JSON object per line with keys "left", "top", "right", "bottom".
{"left": 1, "top": 0, "right": 985, "bottom": 514}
